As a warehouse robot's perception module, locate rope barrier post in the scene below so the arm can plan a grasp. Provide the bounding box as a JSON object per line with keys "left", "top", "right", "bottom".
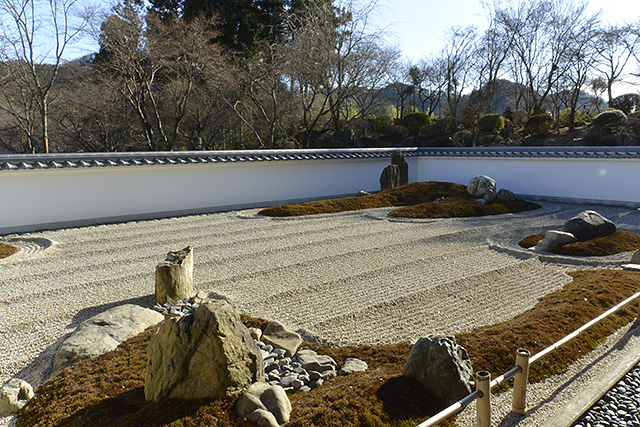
{"left": 476, "top": 370, "right": 491, "bottom": 427}
{"left": 512, "top": 348, "right": 530, "bottom": 414}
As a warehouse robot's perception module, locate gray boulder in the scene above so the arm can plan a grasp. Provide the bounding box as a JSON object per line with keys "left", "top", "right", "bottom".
{"left": 391, "top": 151, "right": 409, "bottom": 186}
{"left": 403, "top": 335, "right": 474, "bottom": 406}
{"left": 53, "top": 304, "right": 164, "bottom": 376}
{"left": 0, "top": 378, "right": 34, "bottom": 416}
{"left": 237, "top": 382, "right": 292, "bottom": 426}
{"left": 261, "top": 321, "right": 302, "bottom": 358}
{"left": 380, "top": 164, "right": 400, "bottom": 191}
{"left": 497, "top": 189, "right": 516, "bottom": 202}
{"left": 562, "top": 210, "right": 616, "bottom": 242}
{"left": 145, "top": 300, "right": 264, "bottom": 402}
{"left": 296, "top": 349, "right": 337, "bottom": 373}
{"left": 338, "top": 358, "right": 368, "bottom": 375}
{"left": 467, "top": 176, "right": 496, "bottom": 198}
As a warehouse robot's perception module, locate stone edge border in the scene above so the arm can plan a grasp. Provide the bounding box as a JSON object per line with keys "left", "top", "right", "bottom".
{"left": 542, "top": 322, "right": 640, "bottom": 427}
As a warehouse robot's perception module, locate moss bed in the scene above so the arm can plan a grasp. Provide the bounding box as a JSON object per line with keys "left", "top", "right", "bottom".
{"left": 518, "top": 231, "right": 640, "bottom": 257}
{"left": 0, "top": 242, "right": 19, "bottom": 259}
{"left": 258, "top": 182, "right": 541, "bottom": 219}
{"left": 18, "top": 270, "right": 640, "bottom": 427}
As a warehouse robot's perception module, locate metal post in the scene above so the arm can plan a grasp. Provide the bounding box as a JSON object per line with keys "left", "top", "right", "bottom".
{"left": 512, "top": 348, "right": 531, "bottom": 414}
{"left": 476, "top": 370, "right": 491, "bottom": 427}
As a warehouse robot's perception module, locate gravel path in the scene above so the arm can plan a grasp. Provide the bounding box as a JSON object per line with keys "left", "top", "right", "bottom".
{"left": 2, "top": 200, "right": 640, "bottom": 426}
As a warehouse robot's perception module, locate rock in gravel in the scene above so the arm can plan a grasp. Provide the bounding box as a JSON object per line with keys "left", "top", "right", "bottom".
{"left": 145, "top": 300, "right": 263, "bottom": 402}
{"left": 0, "top": 378, "right": 34, "bottom": 416}
{"left": 535, "top": 230, "right": 577, "bottom": 252}
{"left": 403, "top": 335, "right": 474, "bottom": 407}
{"left": 237, "top": 382, "right": 291, "bottom": 426}
{"left": 338, "top": 358, "right": 368, "bottom": 375}
{"left": 155, "top": 246, "right": 194, "bottom": 305}
{"left": 380, "top": 164, "right": 400, "bottom": 191}
{"left": 467, "top": 175, "right": 496, "bottom": 198}
{"left": 562, "top": 210, "right": 616, "bottom": 242}
{"left": 391, "top": 150, "right": 409, "bottom": 186}
{"left": 261, "top": 321, "right": 302, "bottom": 357}
{"left": 296, "top": 349, "right": 337, "bottom": 373}
{"left": 53, "top": 304, "right": 164, "bottom": 376}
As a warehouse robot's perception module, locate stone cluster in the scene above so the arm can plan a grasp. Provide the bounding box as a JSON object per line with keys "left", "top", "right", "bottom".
{"left": 257, "top": 342, "right": 337, "bottom": 393}
{"left": 152, "top": 291, "right": 208, "bottom": 317}
{"left": 467, "top": 175, "right": 516, "bottom": 205}
{"left": 575, "top": 362, "right": 640, "bottom": 427}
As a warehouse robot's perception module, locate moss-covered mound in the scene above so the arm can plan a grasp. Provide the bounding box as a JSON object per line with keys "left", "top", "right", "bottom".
{"left": 18, "top": 270, "right": 640, "bottom": 427}
{"left": 258, "top": 181, "right": 540, "bottom": 218}
{"left": 518, "top": 230, "right": 640, "bottom": 256}
{"left": 0, "top": 242, "right": 19, "bottom": 260}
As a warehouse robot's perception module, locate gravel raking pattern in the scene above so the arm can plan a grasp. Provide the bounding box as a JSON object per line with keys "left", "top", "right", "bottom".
{"left": 2, "top": 200, "right": 640, "bottom": 427}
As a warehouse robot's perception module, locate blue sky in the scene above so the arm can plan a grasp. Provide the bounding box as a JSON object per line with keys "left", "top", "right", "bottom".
{"left": 373, "top": 0, "right": 640, "bottom": 61}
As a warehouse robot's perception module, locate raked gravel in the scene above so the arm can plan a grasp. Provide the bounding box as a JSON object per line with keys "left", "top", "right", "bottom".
{"left": 3, "top": 200, "right": 640, "bottom": 426}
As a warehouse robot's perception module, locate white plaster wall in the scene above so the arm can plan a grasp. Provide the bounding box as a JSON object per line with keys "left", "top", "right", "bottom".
{"left": 415, "top": 157, "right": 640, "bottom": 204}
{"left": 0, "top": 156, "right": 420, "bottom": 233}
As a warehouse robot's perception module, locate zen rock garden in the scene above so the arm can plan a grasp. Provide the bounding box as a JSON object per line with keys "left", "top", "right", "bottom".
{"left": 532, "top": 210, "right": 618, "bottom": 253}
{"left": 1, "top": 243, "right": 474, "bottom": 427}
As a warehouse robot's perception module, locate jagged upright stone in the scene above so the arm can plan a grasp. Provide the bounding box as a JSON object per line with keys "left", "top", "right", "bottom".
{"left": 261, "top": 321, "right": 302, "bottom": 357}
{"left": 380, "top": 164, "right": 400, "bottom": 191}
{"left": 403, "top": 335, "right": 474, "bottom": 406}
{"left": 155, "top": 246, "right": 194, "bottom": 305}
{"left": 391, "top": 151, "right": 409, "bottom": 186}
{"left": 145, "top": 300, "right": 264, "bottom": 402}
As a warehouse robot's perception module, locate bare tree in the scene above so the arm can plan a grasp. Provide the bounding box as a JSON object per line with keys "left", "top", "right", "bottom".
{"left": 0, "top": 0, "right": 95, "bottom": 153}
{"left": 441, "top": 25, "right": 477, "bottom": 120}
{"left": 591, "top": 25, "right": 636, "bottom": 105}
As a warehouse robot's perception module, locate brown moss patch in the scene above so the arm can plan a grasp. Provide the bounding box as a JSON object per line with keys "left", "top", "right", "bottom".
{"left": 18, "top": 270, "right": 640, "bottom": 427}
{"left": 518, "top": 231, "right": 640, "bottom": 256}
{"left": 258, "top": 181, "right": 540, "bottom": 219}
{"left": 0, "top": 242, "right": 19, "bottom": 259}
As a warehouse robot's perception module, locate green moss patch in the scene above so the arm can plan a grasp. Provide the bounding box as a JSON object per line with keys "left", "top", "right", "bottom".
{"left": 18, "top": 270, "right": 640, "bottom": 427}
{"left": 258, "top": 182, "right": 540, "bottom": 219}
{"left": 0, "top": 242, "right": 19, "bottom": 259}
{"left": 518, "top": 231, "right": 640, "bottom": 256}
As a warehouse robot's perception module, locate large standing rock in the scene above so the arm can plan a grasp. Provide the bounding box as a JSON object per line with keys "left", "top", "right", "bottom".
{"left": 403, "top": 335, "right": 474, "bottom": 406}
{"left": 0, "top": 378, "right": 34, "bottom": 416}
{"left": 261, "top": 321, "right": 302, "bottom": 357}
{"left": 156, "top": 246, "right": 194, "bottom": 305}
{"left": 467, "top": 176, "right": 496, "bottom": 199}
{"left": 391, "top": 151, "right": 409, "bottom": 186}
{"left": 237, "top": 382, "right": 292, "bottom": 426}
{"left": 53, "top": 304, "right": 164, "bottom": 376}
{"left": 145, "top": 300, "right": 264, "bottom": 402}
{"left": 562, "top": 210, "right": 617, "bottom": 242}
{"left": 380, "top": 164, "right": 400, "bottom": 191}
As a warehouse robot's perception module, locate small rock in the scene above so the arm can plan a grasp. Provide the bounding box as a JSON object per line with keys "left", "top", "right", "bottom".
{"left": 0, "top": 379, "right": 34, "bottom": 416}
{"left": 338, "top": 358, "right": 368, "bottom": 375}
{"left": 299, "top": 386, "right": 312, "bottom": 392}
{"left": 476, "top": 199, "right": 489, "bottom": 206}
{"left": 291, "top": 379, "right": 304, "bottom": 389}
{"left": 236, "top": 383, "right": 291, "bottom": 426}
{"left": 356, "top": 191, "right": 371, "bottom": 197}
{"left": 261, "top": 321, "right": 302, "bottom": 357}
{"left": 249, "top": 328, "right": 262, "bottom": 341}
{"left": 310, "top": 378, "right": 324, "bottom": 389}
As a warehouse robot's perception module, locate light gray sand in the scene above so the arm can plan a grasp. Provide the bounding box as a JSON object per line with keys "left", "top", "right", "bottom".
{"left": 2, "top": 201, "right": 640, "bottom": 426}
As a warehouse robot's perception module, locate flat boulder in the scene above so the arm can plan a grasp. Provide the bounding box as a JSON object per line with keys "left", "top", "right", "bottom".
{"left": 535, "top": 230, "right": 577, "bottom": 252}
{"left": 562, "top": 210, "right": 616, "bottom": 242}
{"left": 467, "top": 176, "right": 496, "bottom": 199}
{"left": 338, "top": 358, "right": 368, "bottom": 375}
{"left": 145, "top": 300, "right": 264, "bottom": 402}
{"left": 53, "top": 304, "right": 164, "bottom": 376}
{"left": 296, "top": 349, "right": 337, "bottom": 373}
{"left": 261, "top": 321, "right": 302, "bottom": 357}
{"left": 403, "top": 335, "right": 473, "bottom": 406}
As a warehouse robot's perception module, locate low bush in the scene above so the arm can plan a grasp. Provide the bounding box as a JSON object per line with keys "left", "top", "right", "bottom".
{"left": 524, "top": 114, "right": 555, "bottom": 136}
{"left": 478, "top": 113, "right": 505, "bottom": 133}
{"left": 366, "top": 115, "right": 393, "bottom": 133}
{"left": 591, "top": 109, "right": 627, "bottom": 128}
{"left": 379, "top": 124, "right": 409, "bottom": 143}
{"left": 558, "top": 108, "right": 589, "bottom": 127}
{"left": 401, "top": 112, "right": 431, "bottom": 134}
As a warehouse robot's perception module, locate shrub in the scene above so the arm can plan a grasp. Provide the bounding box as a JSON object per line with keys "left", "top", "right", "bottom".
{"left": 591, "top": 108, "right": 627, "bottom": 128}
{"left": 400, "top": 111, "right": 431, "bottom": 134}
{"left": 524, "top": 114, "right": 555, "bottom": 136}
{"left": 477, "top": 114, "right": 505, "bottom": 133}
{"left": 379, "top": 124, "right": 409, "bottom": 143}
{"left": 558, "top": 109, "right": 589, "bottom": 128}
{"left": 366, "top": 115, "right": 393, "bottom": 133}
